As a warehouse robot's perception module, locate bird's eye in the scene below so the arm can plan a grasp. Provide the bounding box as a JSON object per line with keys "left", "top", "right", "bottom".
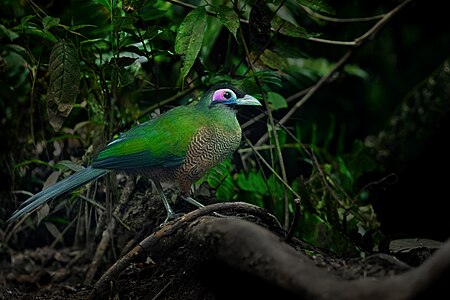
{"left": 211, "top": 88, "right": 236, "bottom": 104}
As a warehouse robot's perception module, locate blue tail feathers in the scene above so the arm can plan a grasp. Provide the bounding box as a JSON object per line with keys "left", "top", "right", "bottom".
{"left": 7, "top": 166, "right": 108, "bottom": 223}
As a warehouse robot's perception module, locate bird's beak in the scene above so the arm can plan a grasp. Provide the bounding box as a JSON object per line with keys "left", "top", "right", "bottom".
{"left": 236, "top": 94, "right": 261, "bottom": 106}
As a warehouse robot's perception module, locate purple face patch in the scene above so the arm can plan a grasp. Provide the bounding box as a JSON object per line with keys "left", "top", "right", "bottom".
{"left": 212, "top": 89, "right": 234, "bottom": 102}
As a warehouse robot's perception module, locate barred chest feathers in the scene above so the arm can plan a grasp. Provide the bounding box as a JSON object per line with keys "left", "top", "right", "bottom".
{"left": 176, "top": 125, "right": 241, "bottom": 193}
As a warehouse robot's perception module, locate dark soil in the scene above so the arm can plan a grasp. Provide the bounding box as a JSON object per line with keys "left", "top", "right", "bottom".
{"left": 0, "top": 181, "right": 444, "bottom": 300}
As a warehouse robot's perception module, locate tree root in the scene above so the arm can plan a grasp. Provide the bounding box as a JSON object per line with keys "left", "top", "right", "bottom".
{"left": 88, "top": 202, "right": 450, "bottom": 300}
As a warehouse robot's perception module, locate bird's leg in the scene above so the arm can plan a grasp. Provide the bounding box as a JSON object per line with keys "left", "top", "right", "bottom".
{"left": 153, "top": 180, "right": 179, "bottom": 223}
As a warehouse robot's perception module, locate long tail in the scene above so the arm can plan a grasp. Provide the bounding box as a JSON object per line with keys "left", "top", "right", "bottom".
{"left": 8, "top": 166, "right": 108, "bottom": 223}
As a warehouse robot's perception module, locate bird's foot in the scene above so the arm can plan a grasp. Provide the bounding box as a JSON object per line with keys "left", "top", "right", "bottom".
{"left": 160, "top": 211, "right": 184, "bottom": 227}
{"left": 181, "top": 196, "right": 204, "bottom": 208}
{"left": 181, "top": 196, "right": 226, "bottom": 218}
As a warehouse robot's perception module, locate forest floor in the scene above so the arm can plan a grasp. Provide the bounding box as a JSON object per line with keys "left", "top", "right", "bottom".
{"left": 0, "top": 243, "right": 415, "bottom": 300}
{"left": 0, "top": 182, "right": 444, "bottom": 300}
{"left": 0, "top": 234, "right": 417, "bottom": 300}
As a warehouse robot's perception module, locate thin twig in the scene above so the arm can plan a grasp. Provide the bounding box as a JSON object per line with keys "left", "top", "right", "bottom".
{"left": 303, "top": 37, "right": 357, "bottom": 46}
{"left": 151, "top": 280, "right": 173, "bottom": 300}
{"left": 244, "top": 137, "right": 301, "bottom": 201}
{"left": 25, "top": 0, "right": 48, "bottom": 17}
{"left": 240, "top": 87, "right": 311, "bottom": 130}
{"left": 239, "top": 15, "right": 291, "bottom": 228}
{"left": 253, "top": 49, "right": 352, "bottom": 148}
{"left": 252, "top": 0, "right": 415, "bottom": 148}
{"left": 300, "top": 5, "right": 384, "bottom": 23}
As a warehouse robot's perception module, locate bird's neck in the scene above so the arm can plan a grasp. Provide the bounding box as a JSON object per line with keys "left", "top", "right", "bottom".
{"left": 207, "top": 105, "right": 240, "bottom": 132}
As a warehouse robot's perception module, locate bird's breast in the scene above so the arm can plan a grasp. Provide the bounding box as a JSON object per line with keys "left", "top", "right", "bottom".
{"left": 176, "top": 126, "right": 241, "bottom": 192}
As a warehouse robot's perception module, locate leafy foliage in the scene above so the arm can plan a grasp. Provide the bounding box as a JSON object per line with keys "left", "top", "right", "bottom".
{"left": 2, "top": 0, "right": 445, "bottom": 256}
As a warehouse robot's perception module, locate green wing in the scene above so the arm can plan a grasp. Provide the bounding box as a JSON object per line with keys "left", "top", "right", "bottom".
{"left": 92, "top": 106, "right": 204, "bottom": 170}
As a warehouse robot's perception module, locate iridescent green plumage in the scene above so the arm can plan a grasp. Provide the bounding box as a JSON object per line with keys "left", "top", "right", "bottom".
{"left": 8, "top": 85, "right": 260, "bottom": 223}
{"left": 93, "top": 106, "right": 202, "bottom": 170}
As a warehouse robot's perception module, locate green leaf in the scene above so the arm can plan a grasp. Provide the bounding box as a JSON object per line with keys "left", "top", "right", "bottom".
{"left": 344, "top": 64, "right": 369, "bottom": 79}
{"left": 271, "top": 16, "right": 318, "bottom": 39}
{"left": 266, "top": 174, "right": 286, "bottom": 218}
{"left": 175, "top": 7, "right": 207, "bottom": 85}
{"left": 267, "top": 174, "right": 284, "bottom": 199}
{"left": 24, "top": 28, "right": 58, "bottom": 42}
{"left": 267, "top": 91, "right": 287, "bottom": 110}
{"left": 207, "top": 161, "right": 230, "bottom": 188}
{"left": 15, "top": 15, "right": 55, "bottom": 41}
{"left": 0, "top": 25, "right": 19, "bottom": 41}
{"left": 42, "top": 16, "right": 60, "bottom": 32}
{"left": 241, "top": 70, "right": 282, "bottom": 93}
{"left": 236, "top": 170, "right": 268, "bottom": 195}
{"left": 336, "top": 156, "right": 353, "bottom": 184}
{"left": 296, "top": 210, "right": 359, "bottom": 256}
{"left": 206, "top": 160, "right": 236, "bottom": 201}
{"left": 213, "top": 5, "right": 239, "bottom": 41}
{"left": 47, "top": 40, "right": 80, "bottom": 131}
{"left": 17, "top": 15, "right": 35, "bottom": 29}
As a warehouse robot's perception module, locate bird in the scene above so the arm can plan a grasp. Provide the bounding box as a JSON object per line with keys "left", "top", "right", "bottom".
{"left": 7, "top": 85, "right": 261, "bottom": 224}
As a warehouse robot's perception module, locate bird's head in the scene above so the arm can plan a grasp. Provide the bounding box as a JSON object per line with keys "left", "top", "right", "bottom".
{"left": 199, "top": 85, "right": 261, "bottom": 109}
